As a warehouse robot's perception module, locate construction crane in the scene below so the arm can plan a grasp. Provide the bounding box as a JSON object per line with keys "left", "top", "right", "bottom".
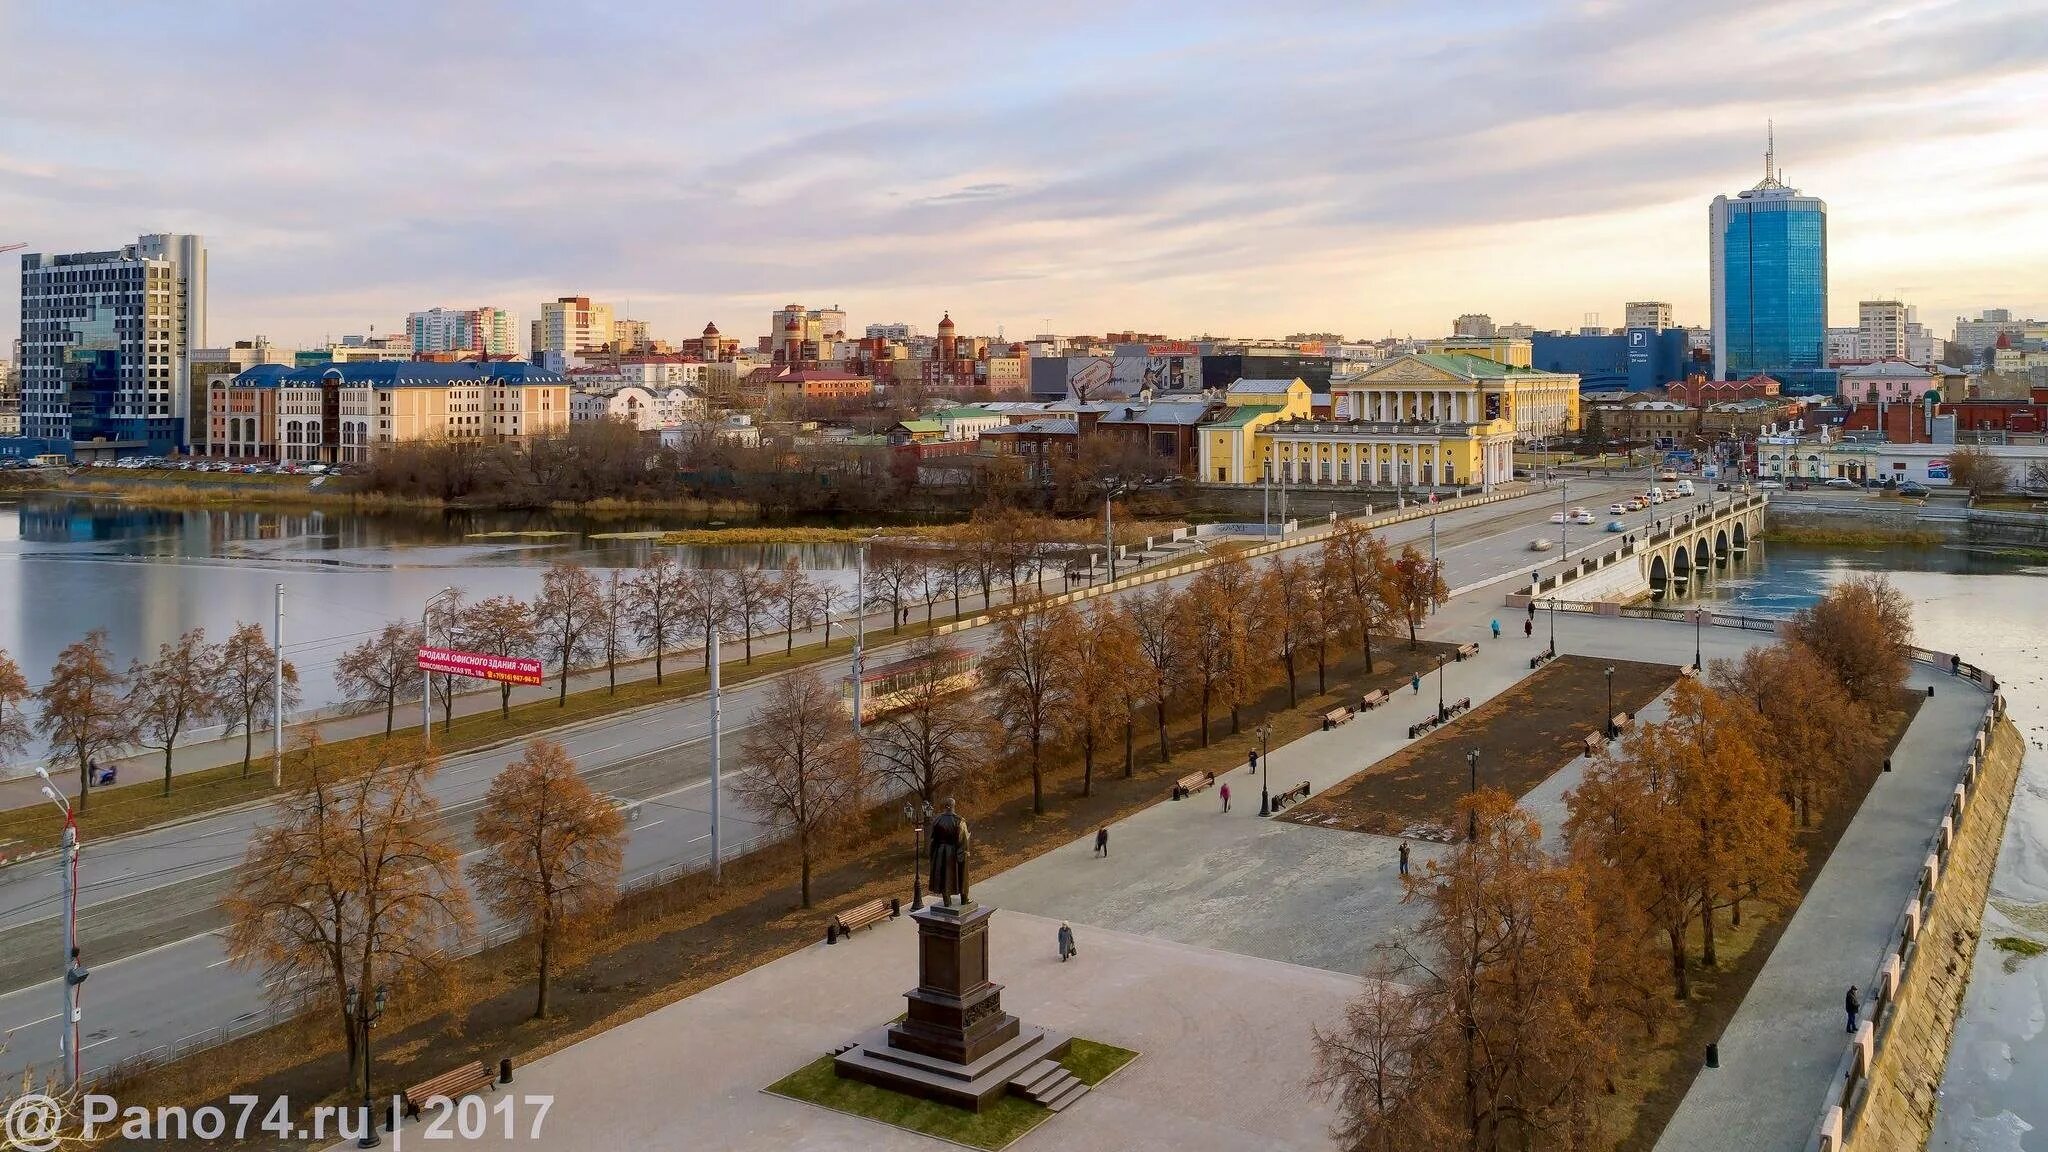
{"left": 0, "top": 242, "right": 25, "bottom": 257}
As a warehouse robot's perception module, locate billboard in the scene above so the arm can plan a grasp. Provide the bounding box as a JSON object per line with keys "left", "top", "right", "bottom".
{"left": 418, "top": 646, "right": 545, "bottom": 686}
{"left": 1112, "top": 351, "right": 1200, "bottom": 395}
{"left": 1925, "top": 458, "right": 1949, "bottom": 480}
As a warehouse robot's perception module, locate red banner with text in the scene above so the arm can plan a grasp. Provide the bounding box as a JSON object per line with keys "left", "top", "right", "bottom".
{"left": 417, "top": 646, "right": 545, "bottom": 686}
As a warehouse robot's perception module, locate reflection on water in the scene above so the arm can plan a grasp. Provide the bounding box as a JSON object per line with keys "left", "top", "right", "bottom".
{"left": 0, "top": 496, "right": 880, "bottom": 737}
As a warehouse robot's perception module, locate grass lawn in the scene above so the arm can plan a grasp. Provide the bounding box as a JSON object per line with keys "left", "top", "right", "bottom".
{"left": 766, "top": 1039, "right": 1137, "bottom": 1150}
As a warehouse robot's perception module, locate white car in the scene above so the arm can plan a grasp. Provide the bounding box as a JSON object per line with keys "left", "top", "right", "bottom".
{"left": 1824, "top": 477, "right": 1855, "bottom": 489}
{"left": 1608, "top": 503, "right": 1628, "bottom": 515}
{"left": 1569, "top": 508, "right": 1596, "bottom": 525}
{"left": 1757, "top": 479, "right": 1783, "bottom": 490}
{"left": 1549, "top": 511, "right": 1569, "bottom": 524}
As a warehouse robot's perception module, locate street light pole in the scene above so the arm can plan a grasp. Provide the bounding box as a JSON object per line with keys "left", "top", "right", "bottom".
{"left": 1605, "top": 666, "right": 1616, "bottom": 739}
{"left": 1437, "top": 655, "right": 1447, "bottom": 722}
{"left": 852, "top": 541, "right": 867, "bottom": 734}
{"left": 349, "top": 984, "right": 388, "bottom": 1148}
{"left": 904, "top": 801, "right": 929, "bottom": 910}
{"left": 1105, "top": 483, "right": 1119, "bottom": 582}
{"left": 709, "top": 628, "right": 722, "bottom": 881}
{"left": 1255, "top": 724, "right": 1272, "bottom": 817}
{"left": 1694, "top": 607, "right": 1704, "bottom": 671}
{"left": 1548, "top": 596, "right": 1557, "bottom": 658}
{"left": 36, "top": 769, "right": 81, "bottom": 1088}
{"left": 1559, "top": 483, "right": 1570, "bottom": 555}
{"left": 272, "top": 583, "right": 285, "bottom": 787}
{"left": 1466, "top": 749, "right": 1479, "bottom": 842}
{"left": 420, "top": 586, "right": 458, "bottom": 749}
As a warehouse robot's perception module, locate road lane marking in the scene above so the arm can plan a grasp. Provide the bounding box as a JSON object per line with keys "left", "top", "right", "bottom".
{"left": 10, "top": 1013, "right": 59, "bottom": 1029}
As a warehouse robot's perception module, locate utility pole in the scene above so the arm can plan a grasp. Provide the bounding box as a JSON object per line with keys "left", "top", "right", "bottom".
{"left": 273, "top": 583, "right": 285, "bottom": 787}
{"left": 709, "top": 628, "right": 721, "bottom": 881}
{"left": 1105, "top": 485, "right": 1117, "bottom": 581}
{"left": 35, "top": 769, "right": 82, "bottom": 1088}
{"left": 852, "top": 542, "right": 867, "bottom": 734}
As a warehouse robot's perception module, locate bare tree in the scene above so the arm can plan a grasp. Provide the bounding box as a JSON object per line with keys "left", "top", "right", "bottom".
{"left": 864, "top": 639, "right": 992, "bottom": 810}
{"left": 771, "top": 556, "right": 821, "bottom": 655}
{"left": 222, "top": 736, "right": 474, "bottom": 1096}
{"left": 36, "top": 630, "right": 130, "bottom": 812}
{"left": 985, "top": 600, "right": 1075, "bottom": 814}
{"left": 532, "top": 561, "right": 607, "bottom": 706}
{"left": 681, "top": 568, "right": 729, "bottom": 673}
{"left": 0, "top": 648, "right": 32, "bottom": 764}
{"left": 864, "top": 546, "right": 919, "bottom": 633}
{"left": 335, "top": 622, "right": 425, "bottom": 736}
{"left": 1946, "top": 443, "right": 2008, "bottom": 497}
{"left": 732, "top": 668, "right": 865, "bottom": 907}
{"left": 725, "top": 566, "right": 776, "bottom": 663}
{"left": 127, "top": 628, "right": 225, "bottom": 796}
{"left": 216, "top": 622, "right": 302, "bottom": 777}
{"left": 470, "top": 738, "right": 625, "bottom": 1018}
{"left": 1128, "top": 584, "right": 1183, "bottom": 762}
{"left": 457, "top": 595, "right": 539, "bottom": 719}
{"left": 597, "top": 569, "right": 631, "bottom": 694}
{"left": 627, "top": 553, "right": 688, "bottom": 685}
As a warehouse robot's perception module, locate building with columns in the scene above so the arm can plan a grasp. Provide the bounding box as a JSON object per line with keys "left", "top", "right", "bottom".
{"left": 1333, "top": 353, "right": 1579, "bottom": 441}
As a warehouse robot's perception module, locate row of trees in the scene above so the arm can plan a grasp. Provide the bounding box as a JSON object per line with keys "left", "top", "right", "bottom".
{"left": 728, "top": 520, "right": 1453, "bottom": 906}
{"left": 0, "top": 626, "right": 299, "bottom": 808}
{"left": 225, "top": 736, "right": 625, "bottom": 1100}
{"left": 1313, "top": 575, "right": 1914, "bottom": 1149}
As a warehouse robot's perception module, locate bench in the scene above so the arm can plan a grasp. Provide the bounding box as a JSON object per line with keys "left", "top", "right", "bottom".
{"left": 1680, "top": 665, "right": 1698, "bottom": 679}
{"left": 1321, "top": 706, "right": 1353, "bottom": 730}
{"left": 402, "top": 1061, "right": 498, "bottom": 1121}
{"left": 1584, "top": 732, "right": 1606, "bottom": 757}
{"left": 1173, "top": 770, "right": 1215, "bottom": 800}
{"left": 1443, "top": 697, "right": 1471, "bottom": 719}
{"left": 1358, "top": 689, "right": 1388, "bottom": 712}
{"left": 1528, "top": 649, "right": 1555, "bottom": 671}
{"left": 1269, "top": 781, "right": 1312, "bottom": 811}
{"left": 1609, "top": 712, "right": 1631, "bottom": 738}
{"left": 1455, "top": 642, "right": 1481, "bottom": 661}
{"left": 827, "top": 897, "right": 900, "bottom": 944}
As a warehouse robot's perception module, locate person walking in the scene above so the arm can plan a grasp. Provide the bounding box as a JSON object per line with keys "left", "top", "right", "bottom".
{"left": 1490, "top": 619, "right": 1500, "bottom": 640}
{"left": 1527, "top": 601, "right": 1536, "bottom": 622}
{"left": 1411, "top": 672, "right": 1422, "bottom": 695}
{"left": 1398, "top": 840, "right": 1410, "bottom": 878}
{"left": 1058, "top": 921, "right": 1077, "bottom": 962}
{"left": 1220, "top": 782, "right": 1232, "bottom": 813}
{"left": 1845, "top": 985, "right": 1862, "bottom": 1033}
{"left": 1524, "top": 618, "right": 1533, "bottom": 639}
{"left": 1094, "top": 827, "right": 1109, "bottom": 857}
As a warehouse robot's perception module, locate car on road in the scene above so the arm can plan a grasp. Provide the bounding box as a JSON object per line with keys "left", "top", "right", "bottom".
{"left": 1549, "top": 510, "right": 1568, "bottom": 523}
{"left": 1899, "top": 481, "right": 1930, "bottom": 497}
{"left": 1605, "top": 519, "right": 1627, "bottom": 533}
{"left": 1528, "top": 537, "right": 1554, "bottom": 551}
{"left": 1825, "top": 477, "right": 1856, "bottom": 489}
{"left": 1757, "top": 479, "right": 1782, "bottom": 490}
{"left": 1609, "top": 502, "right": 1628, "bottom": 515}
{"left": 1568, "top": 508, "right": 1595, "bottom": 524}
{"left": 1786, "top": 479, "right": 1811, "bottom": 491}
{"left": 1659, "top": 470, "right": 1680, "bottom": 482}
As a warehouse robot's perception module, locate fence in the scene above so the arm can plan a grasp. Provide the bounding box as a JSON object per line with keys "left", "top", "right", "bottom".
{"left": 1804, "top": 656, "right": 2006, "bottom": 1152}
{"left": 78, "top": 830, "right": 772, "bottom": 1089}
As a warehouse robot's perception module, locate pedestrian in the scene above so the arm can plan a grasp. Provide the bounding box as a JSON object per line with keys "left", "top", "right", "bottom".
{"left": 1058, "top": 921, "right": 1077, "bottom": 962}
{"left": 1411, "top": 672, "right": 1421, "bottom": 695}
{"left": 1398, "top": 840, "right": 1410, "bottom": 877}
{"left": 1524, "top": 618, "right": 1533, "bottom": 639}
{"left": 1095, "top": 827, "right": 1109, "bottom": 857}
{"left": 1490, "top": 619, "right": 1500, "bottom": 640}
{"left": 1220, "top": 782, "right": 1231, "bottom": 813}
{"left": 1527, "top": 601, "right": 1536, "bottom": 622}
{"left": 1247, "top": 748, "right": 1258, "bottom": 775}
{"left": 1845, "top": 985, "right": 1861, "bottom": 1033}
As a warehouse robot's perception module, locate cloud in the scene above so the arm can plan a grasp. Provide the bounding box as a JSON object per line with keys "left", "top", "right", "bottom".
{"left": 3, "top": 0, "right": 2047, "bottom": 347}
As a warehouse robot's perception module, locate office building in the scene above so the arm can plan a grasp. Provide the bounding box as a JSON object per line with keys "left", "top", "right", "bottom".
{"left": 1858, "top": 300, "right": 1909, "bottom": 360}
{"left": 1453, "top": 313, "right": 1496, "bottom": 339}
{"left": 1624, "top": 302, "right": 1673, "bottom": 332}
{"left": 16, "top": 233, "right": 208, "bottom": 453}
{"left": 1531, "top": 327, "right": 1695, "bottom": 392}
{"left": 534, "top": 296, "right": 617, "bottom": 360}
{"left": 1710, "top": 128, "right": 1829, "bottom": 391}
{"left": 406, "top": 306, "right": 519, "bottom": 356}
{"left": 0, "top": 352, "right": 17, "bottom": 437}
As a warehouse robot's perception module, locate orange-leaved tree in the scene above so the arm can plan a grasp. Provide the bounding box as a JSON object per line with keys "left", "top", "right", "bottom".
{"left": 1054, "top": 599, "right": 1145, "bottom": 796}
{"left": 1128, "top": 584, "right": 1183, "bottom": 763}
{"left": 1789, "top": 573, "right": 1912, "bottom": 716}
{"left": 222, "top": 735, "right": 473, "bottom": 1097}
{"left": 0, "top": 647, "right": 34, "bottom": 764}
{"left": 36, "top": 630, "right": 130, "bottom": 813}
{"left": 470, "top": 738, "right": 626, "bottom": 1018}
{"left": 217, "top": 621, "right": 302, "bottom": 778}
{"left": 334, "top": 621, "right": 424, "bottom": 736}
{"left": 984, "top": 598, "right": 1076, "bottom": 813}
{"left": 127, "top": 627, "right": 225, "bottom": 796}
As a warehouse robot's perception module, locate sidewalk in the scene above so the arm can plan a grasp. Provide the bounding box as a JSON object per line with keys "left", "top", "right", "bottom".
{"left": 1653, "top": 665, "right": 1986, "bottom": 1152}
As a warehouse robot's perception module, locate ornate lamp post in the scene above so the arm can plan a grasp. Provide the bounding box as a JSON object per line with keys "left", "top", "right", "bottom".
{"left": 1255, "top": 723, "right": 1273, "bottom": 816}
{"left": 1604, "top": 666, "right": 1616, "bottom": 738}
{"left": 1466, "top": 749, "right": 1480, "bottom": 842}
{"left": 348, "top": 983, "right": 389, "bottom": 1148}
{"left": 904, "top": 800, "right": 932, "bottom": 910}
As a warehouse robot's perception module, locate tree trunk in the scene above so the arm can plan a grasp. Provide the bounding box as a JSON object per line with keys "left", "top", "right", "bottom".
{"left": 1669, "top": 925, "right": 1690, "bottom": 999}
{"left": 242, "top": 722, "right": 255, "bottom": 778}
{"left": 1284, "top": 654, "right": 1297, "bottom": 706}
{"left": 1407, "top": 617, "right": 1419, "bottom": 649}
{"left": 1702, "top": 894, "right": 1719, "bottom": 968}
{"left": 500, "top": 682, "right": 513, "bottom": 718}
{"left": 383, "top": 688, "right": 396, "bottom": 736}
{"left": 442, "top": 675, "right": 454, "bottom": 731}
{"left": 799, "top": 834, "right": 812, "bottom": 908}
{"left": 1361, "top": 625, "right": 1376, "bottom": 673}
{"left": 162, "top": 746, "right": 175, "bottom": 796}
{"left": 744, "top": 626, "right": 753, "bottom": 664}
{"left": 1123, "top": 720, "right": 1135, "bottom": 777}
{"left": 558, "top": 655, "right": 571, "bottom": 705}
{"left": 1199, "top": 687, "right": 1212, "bottom": 747}
{"left": 534, "top": 926, "right": 552, "bottom": 1019}
{"left": 76, "top": 753, "right": 90, "bottom": 814}
{"left": 607, "top": 653, "right": 616, "bottom": 694}
{"left": 654, "top": 644, "right": 664, "bottom": 686}
{"left": 1316, "top": 647, "right": 1327, "bottom": 693}
{"left": 1156, "top": 699, "right": 1170, "bottom": 762}
{"left": 1081, "top": 734, "right": 1094, "bottom": 798}
{"left": 1030, "top": 733, "right": 1044, "bottom": 814}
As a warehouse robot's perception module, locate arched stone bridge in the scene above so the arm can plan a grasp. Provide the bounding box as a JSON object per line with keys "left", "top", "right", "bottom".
{"left": 1509, "top": 493, "right": 1770, "bottom": 607}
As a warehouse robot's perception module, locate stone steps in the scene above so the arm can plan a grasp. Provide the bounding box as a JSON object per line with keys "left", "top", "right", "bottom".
{"left": 1043, "top": 1077, "right": 1090, "bottom": 1112}
{"left": 1008, "top": 1058, "right": 1087, "bottom": 1110}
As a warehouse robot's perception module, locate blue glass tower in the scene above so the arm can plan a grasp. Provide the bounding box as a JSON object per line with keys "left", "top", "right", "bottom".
{"left": 1711, "top": 129, "right": 1828, "bottom": 392}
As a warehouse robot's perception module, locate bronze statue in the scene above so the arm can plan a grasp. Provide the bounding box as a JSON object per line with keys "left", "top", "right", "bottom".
{"left": 927, "top": 798, "right": 970, "bottom": 906}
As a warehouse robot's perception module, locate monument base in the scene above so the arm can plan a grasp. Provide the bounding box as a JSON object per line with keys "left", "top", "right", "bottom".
{"left": 833, "top": 1024, "right": 1073, "bottom": 1112}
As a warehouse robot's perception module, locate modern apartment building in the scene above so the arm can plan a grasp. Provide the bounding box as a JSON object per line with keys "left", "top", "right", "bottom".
{"left": 1452, "top": 313, "right": 1496, "bottom": 339}
{"left": 406, "top": 306, "right": 519, "bottom": 356}
{"left": 15, "top": 233, "right": 208, "bottom": 453}
{"left": 208, "top": 361, "right": 568, "bottom": 463}
{"left": 1710, "top": 131, "right": 1828, "bottom": 390}
{"left": 533, "top": 296, "right": 617, "bottom": 360}
{"left": 1857, "top": 300, "right": 1909, "bottom": 360}
{"left": 1624, "top": 301, "right": 1674, "bottom": 331}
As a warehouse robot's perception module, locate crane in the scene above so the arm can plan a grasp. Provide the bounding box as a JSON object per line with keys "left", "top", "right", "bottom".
{"left": 0, "top": 242, "right": 25, "bottom": 257}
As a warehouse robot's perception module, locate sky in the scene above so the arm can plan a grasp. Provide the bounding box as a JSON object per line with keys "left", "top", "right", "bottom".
{"left": 4, "top": 0, "right": 2048, "bottom": 351}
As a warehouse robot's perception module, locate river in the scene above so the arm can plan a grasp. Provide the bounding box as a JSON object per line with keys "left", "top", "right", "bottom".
{"left": 1692, "top": 541, "right": 2048, "bottom": 1151}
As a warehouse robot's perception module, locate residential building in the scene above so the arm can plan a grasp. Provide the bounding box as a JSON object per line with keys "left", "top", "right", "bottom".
{"left": 1858, "top": 300, "right": 1909, "bottom": 360}
{"left": 534, "top": 296, "right": 617, "bottom": 361}
{"left": 295, "top": 333, "right": 416, "bottom": 367}
{"left": 928, "top": 405, "right": 1007, "bottom": 441}
{"left": 1951, "top": 310, "right": 2037, "bottom": 354}
{"left": 1495, "top": 322, "right": 1537, "bottom": 341}
{"left": 16, "top": 233, "right": 208, "bottom": 454}
{"left": 1453, "top": 314, "right": 1496, "bottom": 339}
{"left": 612, "top": 318, "right": 652, "bottom": 353}
{"left": 1624, "top": 302, "right": 1674, "bottom": 331}
{"left": 1096, "top": 397, "right": 1216, "bottom": 476}
{"left": 207, "top": 361, "right": 568, "bottom": 463}
{"left": 1905, "top": 320, "right": 1937, "bottom": 366}
{"left": 1700, "top": 397, "right": 1809, "bottom": 440}
{"left": 745, "top": 367, "right": 872, "bottom": 410}
{"left": 1710, "top": 129, "right": 1829, "bottom": 390}
{"left": 569, "top": 384, "right": 705, "bottom": 431}
{"left": 766, "top": 303, "right": 850, "bottom": 365}
{"left": 0, "top": 353, "right": 19, "bottom": 437}
{"left": 1837, "top": 359, "right": 1940, "bottom": 405}
{"left": 187, "top": 338, "right": 292, "bottom": 454}
{"left": 1592, "top": 399, "right": 1696, "bottom": 444}
{"left": 866, "top": 322, "right": 920, "bottom": 340}
{"left": 406, "top": 306, "right": 518, "bottom": 356}
{"left": 1826, "top": 328, "right": 1862, "bottom": 364}
{"left": 1666, "top": 372, "right": 1781, "bottom": 406}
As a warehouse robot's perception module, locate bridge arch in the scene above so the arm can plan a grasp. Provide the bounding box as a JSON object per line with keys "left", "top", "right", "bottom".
{"left": 1670, "top": 544, "right": 1692, "bottom": 587}
{"left": 1649, "top": 553, "right": 1668, "bottom": 594}
{"left": 1715, "top": 528, "right": 1730, "bottom": 560}
{"left": 1694, "top": 537, "right": 1712, "bottom": 571}
{"left": 1733, "top": 519, "right": 1749, "bottom": 551}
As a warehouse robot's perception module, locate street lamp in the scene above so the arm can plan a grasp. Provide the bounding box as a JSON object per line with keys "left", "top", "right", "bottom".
{"left": 347, "top": 983, "right": 390, "bottom": 1147}
{"left": 1604, "top": 666, "right": 1616, "bottom": 738}
{"left": 1437, "top": 654, "right": 1449, "bottom": 723}
{"left": 1693, "top": 607, "right": 1704, "bottom": 672}
{"left": 34, "top": 767, "right": 83, "bottom": 1089}
{"left": 1254, "top": 723, "right": 1272, "bottom": 816}
{"left": 1558, "top": 482, "right": 1571, "bottom": 554}
{"left": 420, "top": 585, "right": 460, "bottom": 747}
{"left": 903, "top": 800, "right": 932, "bottom": 910}
{"left": 1466, "top": 750, "right": 1480, "bottom": 842}
{"left": 1104, "top": 480, "right": 1127, "bottom": 581}
{"left": 1547, "top": 597, "right": 1557, "bottom": 659}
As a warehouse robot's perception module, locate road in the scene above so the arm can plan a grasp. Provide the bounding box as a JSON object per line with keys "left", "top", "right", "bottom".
{"left": 0, "top": 475, "right": 1663, "bottom": 1084}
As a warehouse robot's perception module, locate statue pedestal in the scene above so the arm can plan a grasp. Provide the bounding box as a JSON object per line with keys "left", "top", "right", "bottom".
{"left": 833, "top": 902, "right": 1073, "bottom": 1112}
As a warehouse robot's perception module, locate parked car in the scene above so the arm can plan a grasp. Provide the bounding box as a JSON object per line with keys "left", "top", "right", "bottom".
{"left": 1899, "top": 481, "right": 1930, "bottom": 497}
{"left": 1786, "top": 479, "right": 1811, "bottom": 491}
{"left": 1757, "top": 479, "right": 1783, "bottom": 490}
{"left": 1825, "top": 477, "right": 1856, "bottom": 489}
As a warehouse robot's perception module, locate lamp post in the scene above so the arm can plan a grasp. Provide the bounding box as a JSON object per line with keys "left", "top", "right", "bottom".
{"left": 348, "top": 983, "right": 389, "bottom": 1148}
{"left": 34, "top": 768, "right": 82, "bottom": 1089}
{"left": 1255, "top": 723, "right": 1272, "bottom": 816}
{"left": 904, "top": 800, "right": 931, "bottom": 910}
{"left": 420, "top": 586, "right": 459, "bottom": 748}
{"left": 1559, "top": 482, "right": 1571, "bottom": 555}
{"left": 1604, "top": 666, "right": 1616, "bottom": 738}
{"left": 1547, "top": 597, "right": 1557, "bottom": 659}
{"left": 1437, "top": 654, "right": 1448, "bottom": 723}
{"left": 1693, "top": 607, "right": 1704, "bottom": 672}
{"left": 1104, "top": 481, "right": 1125, "bottom": 581}
{"left": 1466, "top": 749, "right": 1479, "bottom": 842}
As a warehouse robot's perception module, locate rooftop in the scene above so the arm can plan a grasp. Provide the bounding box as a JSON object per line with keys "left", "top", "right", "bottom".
{"left": 1210, "top": 404, "right": 1282, "bottom": 428}
{"left": 230, "top": 361, "right": 564, "bottom": 388}
{"left": 1225, "top": 378, "right": 1303, "bottom": 396}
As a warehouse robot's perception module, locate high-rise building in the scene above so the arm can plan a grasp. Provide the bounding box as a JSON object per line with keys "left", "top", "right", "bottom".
{"left": 406, "top": 306, "right": 518, "bottom": 356}
{"left": 1857, "top": 300, "right": 1908, "bottom": 360}
{"left": 1452, "top": 313, "right": 1496, "bottom": 339}
{"left": 534, "top": 296, "right": 617, "bottom": 360}
{"left": 16, "top": 233, "right": 208, "bottom": 452}
{"left": 1710, "top": 128, "right": 1828, "bottom": 389}
{"left": 1624, "top": 302, "right": 1673, "bottom": 332}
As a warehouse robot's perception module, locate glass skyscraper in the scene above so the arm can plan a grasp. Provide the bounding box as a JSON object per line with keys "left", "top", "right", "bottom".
{"left": 1710, "top": 137, "right": 1828, "bottom": 392}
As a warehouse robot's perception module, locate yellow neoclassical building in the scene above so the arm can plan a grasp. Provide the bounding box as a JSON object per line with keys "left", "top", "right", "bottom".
{"left": 1197, "top": 377, "right": 1315, "bottom": 484}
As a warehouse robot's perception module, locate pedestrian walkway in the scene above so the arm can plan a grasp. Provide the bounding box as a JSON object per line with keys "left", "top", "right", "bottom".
{"left": 1654, "top": 665, "right": 1987, "bottom": 1152}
